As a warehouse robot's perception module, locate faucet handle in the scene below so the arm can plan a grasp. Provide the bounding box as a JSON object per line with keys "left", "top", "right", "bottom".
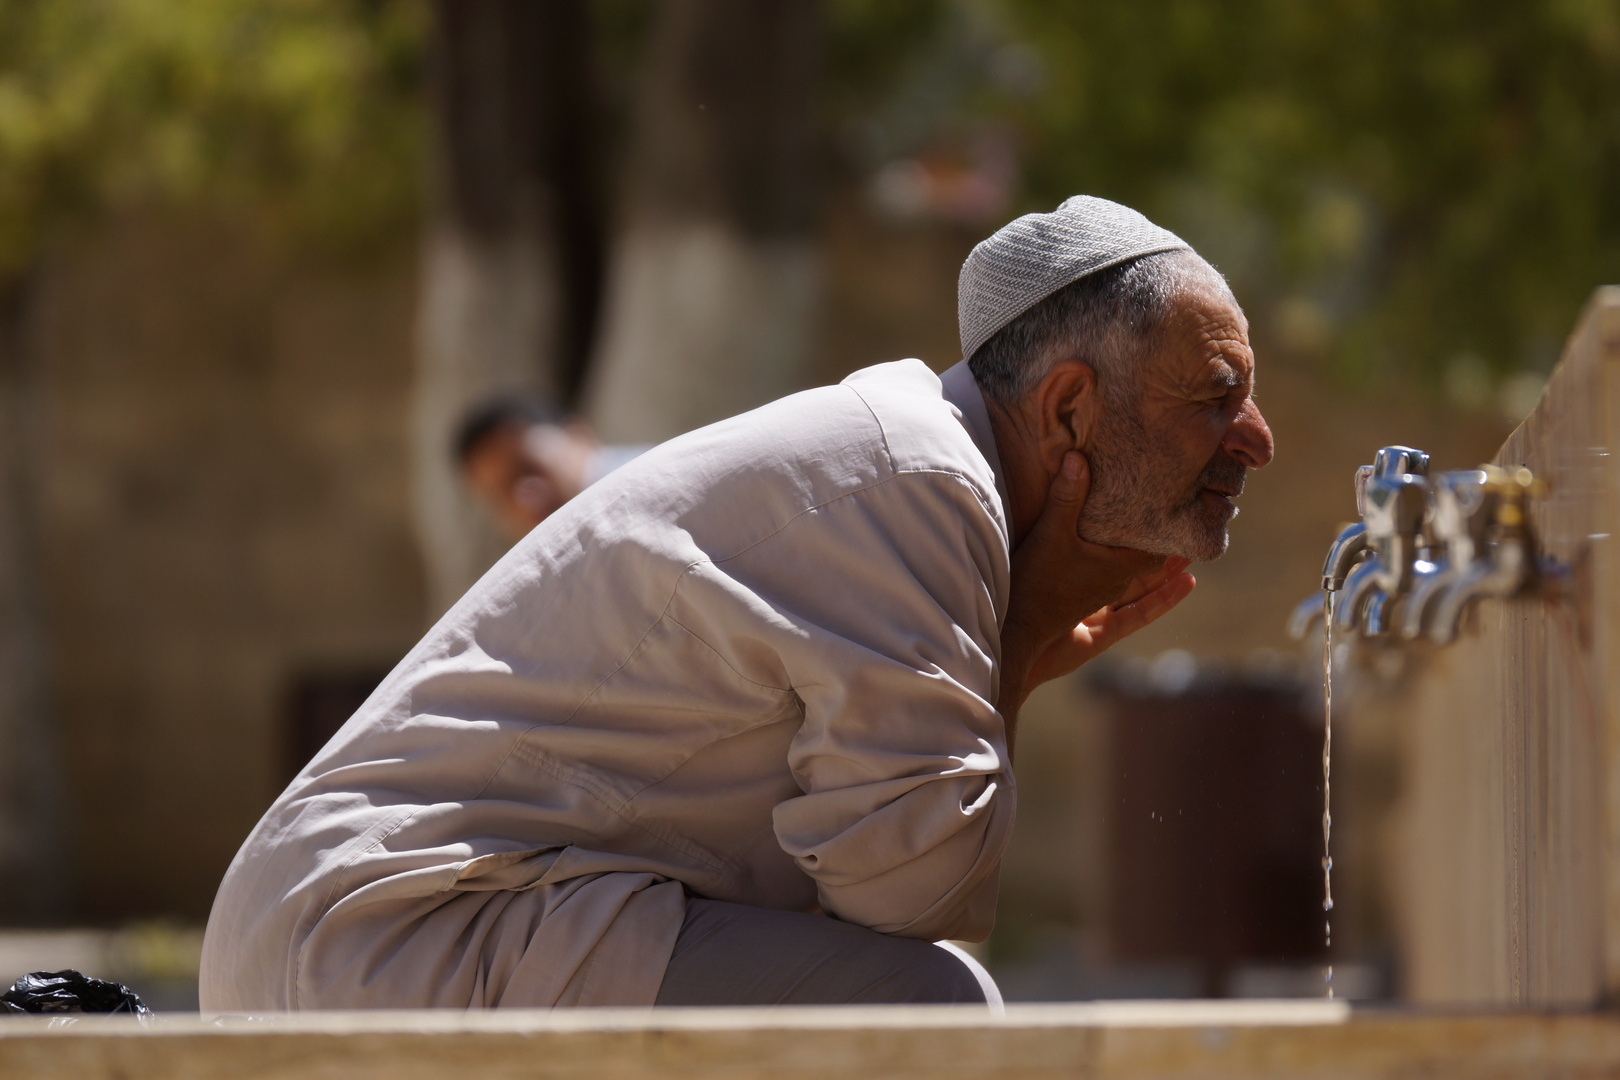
{"left": 1363, "top": 473, "right": 1429, "bottom": 539}
{"left": 1431, "top": 470, "right": 1492, "bottom": 543}
{"left": 1358, "top": 446, "right": 1428, "bottom": 517}
{"left": 1373, "top": 445, "right": 1431, "bottom": 480}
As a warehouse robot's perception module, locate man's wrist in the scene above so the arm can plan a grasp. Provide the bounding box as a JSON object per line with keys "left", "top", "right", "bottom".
{"left": 995, "top": 683, "right": 1023, "bottom": 760}
{"left": 996, "top": 666, "right": 1029, "bottom": 715}
{"left": 999, "top": 631, "right": 1040, "bottom": 702}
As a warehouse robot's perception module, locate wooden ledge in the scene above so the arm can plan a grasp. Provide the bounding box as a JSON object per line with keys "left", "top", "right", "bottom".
{"left": 2, "top": 1000, "right": 1617, "bottom": 1079}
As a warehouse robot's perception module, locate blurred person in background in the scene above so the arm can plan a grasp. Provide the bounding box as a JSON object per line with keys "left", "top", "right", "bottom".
{"left": 200, "top": 196, "right": 1272, "bottom": 1012}
{"left": 454, "top": 398, "right": 649, "bottom": 542}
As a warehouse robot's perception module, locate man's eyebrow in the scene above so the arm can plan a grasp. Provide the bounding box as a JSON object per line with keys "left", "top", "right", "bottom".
{"left": 1210, "top": 366, "right": 1244, "bottom": 390}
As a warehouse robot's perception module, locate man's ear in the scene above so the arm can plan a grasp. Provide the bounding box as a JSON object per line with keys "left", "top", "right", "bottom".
{"left": 1033, "top": 360, "right": 1099, "bottom": 471}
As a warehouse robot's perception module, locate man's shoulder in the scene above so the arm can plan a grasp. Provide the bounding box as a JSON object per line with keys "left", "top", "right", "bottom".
{"left": 840, "top": 359, "right": 999, "bottom": 495}
{"left": 638, "top": 359, "right": 980, "bottom": 489}
{"left": 565, "top": 360, "right": 1003, "bottom": 559}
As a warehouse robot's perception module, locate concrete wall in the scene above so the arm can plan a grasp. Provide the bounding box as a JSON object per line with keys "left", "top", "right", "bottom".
{"left": 29, "top": 212, "right": 427, "bottom": 921}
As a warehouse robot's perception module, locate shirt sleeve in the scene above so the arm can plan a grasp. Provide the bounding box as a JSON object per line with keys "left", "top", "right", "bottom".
{"left": 754, "top": 469, "right": 1014, "bottom": 942}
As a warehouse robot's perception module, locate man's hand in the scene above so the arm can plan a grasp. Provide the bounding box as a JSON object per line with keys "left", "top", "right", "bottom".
{"left": 998, "top": 451, "right": 1196, "bottom": 735}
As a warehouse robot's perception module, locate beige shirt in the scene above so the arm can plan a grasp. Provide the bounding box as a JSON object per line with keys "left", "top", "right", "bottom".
{"left": 199, "top": 359, "right": 1016, "bottom": 1011}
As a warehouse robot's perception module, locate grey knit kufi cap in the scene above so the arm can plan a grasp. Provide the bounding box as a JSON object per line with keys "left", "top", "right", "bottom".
{"left": 957, "top": 195, "right": 1190, "bottom": 360}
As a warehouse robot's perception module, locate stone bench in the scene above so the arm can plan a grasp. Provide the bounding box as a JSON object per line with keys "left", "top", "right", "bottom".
{"left": 2, "top": 1001, "right": 1618, "bottom": 1079}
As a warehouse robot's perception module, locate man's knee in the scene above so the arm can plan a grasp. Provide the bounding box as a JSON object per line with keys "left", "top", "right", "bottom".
{"left": 879, "top": 940, "right": 992, "bottom": 1004}
{"left": 656, "top": 899, "right": 1001, "bottom": 1006}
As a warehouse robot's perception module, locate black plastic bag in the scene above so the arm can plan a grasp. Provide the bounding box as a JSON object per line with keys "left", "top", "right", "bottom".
{"left": 0, "top": 970, "right": 151, "bottom": 1016}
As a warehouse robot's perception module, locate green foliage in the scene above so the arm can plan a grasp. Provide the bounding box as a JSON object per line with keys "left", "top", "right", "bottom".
{"left": 5, "top": 0, "right": 1615, "bottom": 383}
{"left": 826, "top": 0, "right": 950, "bottom": 134}
{"left": 0, "top": 0, "right": 426, "bottom": 277}
{"left": 1004, "top": 0, "right": 1620, "bottom": 381}
{"left": 834, "top": 0, "right": 1620, "bottom": 383}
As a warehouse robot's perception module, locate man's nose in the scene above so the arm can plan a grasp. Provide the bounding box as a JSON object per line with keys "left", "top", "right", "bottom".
{"left": 1223, "top": 399, "right": 1274, "bottom": 469}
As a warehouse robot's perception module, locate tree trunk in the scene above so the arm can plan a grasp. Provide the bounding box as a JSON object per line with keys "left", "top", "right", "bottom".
{"left": 0, "top": 274, "right": 62, "bottom": 924}
{"left": 584, "top": 0, "right": 824, "bottom": 445}
{"left": 413, "top": 0, "right": 604, "bottom": 614}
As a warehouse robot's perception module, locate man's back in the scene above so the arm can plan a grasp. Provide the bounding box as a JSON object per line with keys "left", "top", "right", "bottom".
{"left": 200, "top": 359, "right": 1016, "bottom": 1011}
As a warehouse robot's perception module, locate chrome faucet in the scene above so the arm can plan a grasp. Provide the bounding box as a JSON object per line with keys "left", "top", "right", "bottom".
{"left": 1290, "top": 445, "right": 1431, "bottom": 641}
{"left": 1321, "top": 520, "right": 1367, "bottom": 594}
{"left": 1335, "top": 469, "right": 1431, "bottom": 636}
{"left": 1425, "top": 466, "right": 1545, "bottom": 644}
{"left": 1398, "top": 469, "right": 1492, "bottom": 641}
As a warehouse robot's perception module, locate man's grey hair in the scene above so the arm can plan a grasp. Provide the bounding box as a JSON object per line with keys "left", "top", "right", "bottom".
{"left": 967, "top": 250, "right": 1235, "bottom": 406}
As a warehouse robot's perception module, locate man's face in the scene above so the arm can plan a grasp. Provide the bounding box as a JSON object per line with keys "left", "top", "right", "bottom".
{"left": 461, "top": 422, "right": 595, "bottom": 541}
{"left": 1077, "top": 287, "right": 1274, "bottom": 561}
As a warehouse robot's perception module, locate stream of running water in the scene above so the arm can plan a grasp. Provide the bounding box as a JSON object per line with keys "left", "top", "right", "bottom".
{"left": 1322, "top": 591, "right": 1335, "bottom": 998}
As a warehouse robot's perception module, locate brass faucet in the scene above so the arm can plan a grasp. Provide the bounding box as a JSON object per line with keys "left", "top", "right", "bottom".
{"left": 1290, "top": 445, "right": 1431, "bottom": 640}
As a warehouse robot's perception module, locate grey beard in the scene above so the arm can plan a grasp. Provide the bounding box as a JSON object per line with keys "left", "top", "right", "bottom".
{"left": 1077, "top": 407, "right": 1245, "bottom": 562}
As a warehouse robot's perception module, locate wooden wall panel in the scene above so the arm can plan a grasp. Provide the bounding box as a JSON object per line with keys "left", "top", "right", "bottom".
{"left": 1384, "top": 288, "right": 1620, "bottom": 1004}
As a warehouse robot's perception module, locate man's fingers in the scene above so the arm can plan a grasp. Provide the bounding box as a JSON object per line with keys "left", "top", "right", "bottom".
{"left": 1100, "top": 547, "right": 1170, "bottom": 592}
{"left": 1033, "top": 451, "right": 1090, "bottom": 539}
{"left": 1111, "top": 554, "right": 1191, "bottom": 606}
{"left": 1133, "top": 553, "right": 1185, "bottom": 582}
{"left": 1091, "top": 571, "right": 1197, "bottom": 645}
{"left": 1022, "top": 572, "right": 1196, "bottom": 689}
{"left": 1054, "top": 450, "right": 1090, "bottom": 506}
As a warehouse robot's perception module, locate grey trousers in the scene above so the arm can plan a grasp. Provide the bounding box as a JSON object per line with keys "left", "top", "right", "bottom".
{"left": 653, "top": 897, "right": 1003, "bottom": 1008}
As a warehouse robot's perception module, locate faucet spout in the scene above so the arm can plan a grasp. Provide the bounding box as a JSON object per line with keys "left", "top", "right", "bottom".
{"left": 1430, "top": 534, "right": 1536, "bottom": 644}
{"left": 1336, "top": 558, "right": 1383, "bottom": 633}
{"left": 1429, "top": 557, "right": 1500, "bottom": 645}
{"left": 1322, "top": 521, "right": 1368, "bottom": 592}
{"left": 1399, "top": 559, "right": 1452, "bottom": 640}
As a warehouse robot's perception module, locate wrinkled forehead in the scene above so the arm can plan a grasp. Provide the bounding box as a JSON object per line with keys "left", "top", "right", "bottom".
{"left": 1157, "top": 286, "right": 1254, "bottom": 383}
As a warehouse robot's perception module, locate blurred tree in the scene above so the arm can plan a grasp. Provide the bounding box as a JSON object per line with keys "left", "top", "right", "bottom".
{"left": 412, "top": 0, "right": 605, "bottom": 614}
{"left": 0, "top": 0, "right": 426, "bottom": 921}
{"left": 0, "top": 0, "right": 424, "bottom": 276}
{"left": 0, "top": 273, "right": 54, "bottom": 923}
{"left": 830, "top": 0, "right": 1620, "bottom": 389}
{"left": 1000, "top": 0, "right": 1620, "bottom": 387}
{"left": 584, "top": 0, "right": 824, "bottom": 444}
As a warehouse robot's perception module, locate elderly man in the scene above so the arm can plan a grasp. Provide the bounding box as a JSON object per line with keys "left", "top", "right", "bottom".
{"left": 200, "top": 197, "right": 1272, "bottom": 1010}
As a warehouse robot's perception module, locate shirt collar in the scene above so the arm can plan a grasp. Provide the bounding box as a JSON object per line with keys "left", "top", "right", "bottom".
{"left": 939, "top": 360, "right": 1012, "bottom": 518}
